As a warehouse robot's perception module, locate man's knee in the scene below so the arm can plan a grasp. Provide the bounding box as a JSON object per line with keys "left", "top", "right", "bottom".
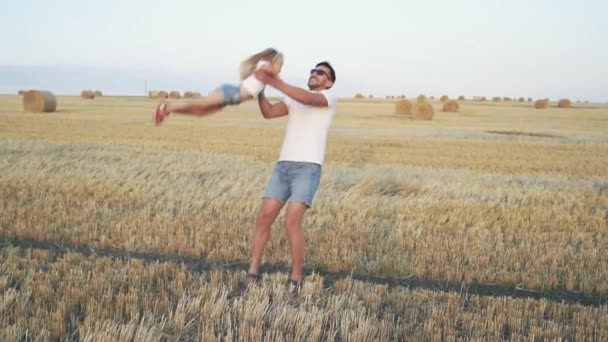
{"left": 284, "top": 214, "right": 304, "bottom": 231}
{"left": 257, "top": 207, "right": 278, "bottom": 227}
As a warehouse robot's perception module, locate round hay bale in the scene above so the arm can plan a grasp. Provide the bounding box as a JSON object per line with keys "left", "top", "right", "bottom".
{"left": 169, "top": 91, "right": 181, "bottom": 99}
{"left": 183, "top": 91, "right": 193, "bottom": 98}
{"left": 442, "top": 100, "right": 459, "bottom": 112}
{"left": 503, "top": 97, "right": 512, "bottom": 101}
{"left": 527, "top": 98, "right": 533, "bottom": 102}
{"left": 18, "top": 90, "right": 26, "bottom": 96}
{"left": 558, "top": 98, "right": 572, "bottom": 108}
{"left": 193, "top": 92, "right": 202, "bottom": 97}
{"left": 148, "top": 91, "right": 159, "bottom": 98}
{"left": 440, "top": 95, "right": 449, "bottom": 102}
{"left": 81, "top": 90, "right": 95, "bottom": 99}
{"left": 23, "top": 90, "right": 57, "bottom": 113}
{"left": 417, "top": 94, "right": 426, "bottom": 102}
{"left": 480, "top": 96, "right": 487, "bottom": 101}
{"left": 412, "top": 101, "right": 434, "bottom": 120}
{"left": 368, "top": 94, "right": 374, "bottom": 98}
{"left": 492, "top": 97, "right": 502, "bottom": 102}
{"left": 354, "top": 93, "right": 365, "bottom": 99}
{"left": 94, "top": 90, "right": 102, "bottom": 97}
{"left": 158, "top": 91, "right": 169, "bottom": 99}
{"left": 518, "top": 97, "right": 525, "bottom": 102}
{"left": 394, "top": 99, "right": 413, "bottom": 115}
{"left": 534, "top": 99, "right": 549, "bottom": 109}
{"left": 458, "top": 96, "right": 465, "bottom": 101}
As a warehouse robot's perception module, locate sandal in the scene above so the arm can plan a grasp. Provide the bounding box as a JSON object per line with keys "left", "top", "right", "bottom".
{"left": 245, "top": 273, "right": 261, "bottom": 286}
{"left": 286, "top": 278, "right": 302, "bottom": 296}
{"left": 153, "top": 103, "right": 169, "bottom": 126}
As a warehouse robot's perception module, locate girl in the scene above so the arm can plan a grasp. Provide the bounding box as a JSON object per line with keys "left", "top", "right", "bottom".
{"left": 153, "top": 48, "right": 284, "bottom": 125}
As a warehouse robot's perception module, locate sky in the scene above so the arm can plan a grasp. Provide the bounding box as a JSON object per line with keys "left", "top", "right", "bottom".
{"left": 1, "top": 0, "right": 607, "bottom": 101}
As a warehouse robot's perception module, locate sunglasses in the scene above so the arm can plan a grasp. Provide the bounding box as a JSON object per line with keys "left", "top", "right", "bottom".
{"left": 310, "top": 68, "right": 328, "bottom": 78}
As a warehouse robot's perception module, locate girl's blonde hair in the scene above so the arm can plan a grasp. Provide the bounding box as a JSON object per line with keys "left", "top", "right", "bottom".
{"left": 240, "top": 48, "right": 283, "bottom": 80}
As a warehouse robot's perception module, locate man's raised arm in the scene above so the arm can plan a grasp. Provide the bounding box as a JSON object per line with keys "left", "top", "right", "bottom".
{"left": 257, "top": 91, "right": 289, "bottom": 119}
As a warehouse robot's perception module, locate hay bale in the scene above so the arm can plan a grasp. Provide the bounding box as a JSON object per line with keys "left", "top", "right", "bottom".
{"left": 94, "top": 90, "right": 102, "bottom": 97}
{"left": 148, "top": 91, "right": 159, "bottom": 98}
{"left": 23, "top": 90, "right": 57, "bottom": 113}
{"left": 183, "top": 91, "right": 193, "bottom": 98}
{"left": 368, "top": 94, "right": 374, "bottom": 99}
{"left": 412, "top": 101, "right": 434, "bottom": 120}
{"left": 81, "top": 90, "right": 95, "bottom": 99}
{"left": 518, "top": 97, "right": 525, "bottom": 102}
{"left": 169, "top": 91, "right": 181, "bottom": 99}
{"left": 394, "top": 100, "right": 412, "bottom": 115}
{"left": 503, "top": 97, "right": 512, "bottom": 101}
{"left": 527, "top": 98, "right": 533, "bottom": 102}
{"left": 417, "top": 95, "right": 426, "bottom": 102}
{"left": 430, "top": 96, "right": 435, "bottom": 100}
{"left": 458, "top": 96, "right": 465, "bottom": 101}
{"left": 158, "top": 91, "right": 169, "bottom": 99}
{"left": 558, "top": 98, "right": 572, "bottom": 108}
{"left": 440, "top": 95, "right": 449, "bottom": 102}
{"left": 480, "top": 96, "right": 487, "bottom": 101}
{"left": 18, "top": 90, "right": 26, "bottom": 96}
{"left": 442, "top": 100, "right": 459, "bottom": 112}
{"left": 193, "top": 92, "right": 202, "bottom": 97}
{"left": 492, "top": 97, "right": 501, "bottom": 102}
{"left": 354, "top": 93, "right": 365, "bottom": 99}
{"left": 534, "top": 99, "right": 549, "bottom": 109}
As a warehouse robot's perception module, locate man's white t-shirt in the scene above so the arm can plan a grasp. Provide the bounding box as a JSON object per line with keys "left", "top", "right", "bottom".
{"left": 278, "top": 90, "right": 338, "bottom": 165}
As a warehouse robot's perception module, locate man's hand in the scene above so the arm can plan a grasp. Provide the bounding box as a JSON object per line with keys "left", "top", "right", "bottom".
{"left": 254, "top": 69, "right": 280, "bottom": 85}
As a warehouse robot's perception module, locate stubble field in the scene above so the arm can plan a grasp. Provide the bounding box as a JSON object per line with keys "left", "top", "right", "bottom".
{"left": 1, "top": 94, "right": 607, "bottom": 340}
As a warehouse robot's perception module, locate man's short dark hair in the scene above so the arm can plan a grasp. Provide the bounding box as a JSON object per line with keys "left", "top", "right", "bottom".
{"left": 316, "top": 61, "right": 336, "bottom": 84}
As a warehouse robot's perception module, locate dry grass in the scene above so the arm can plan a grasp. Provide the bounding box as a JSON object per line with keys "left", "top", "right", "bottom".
{"left": 22, "top": 90, "right": 57, "bottom": 113}
{"left": 2, "top": 245, "right": 606, "bottom": 340}
{"left": 0, "top": 95, "right": 607, "bottom": 339}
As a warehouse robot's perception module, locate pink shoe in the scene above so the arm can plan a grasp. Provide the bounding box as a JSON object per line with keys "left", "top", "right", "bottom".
{"left": 153, "top": 103, "right": 169, "bottom": 126}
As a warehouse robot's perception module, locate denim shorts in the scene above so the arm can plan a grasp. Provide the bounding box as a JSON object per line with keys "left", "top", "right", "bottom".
{"left": 214, "top": 84, "right": 242, "bottom": 106}
{"left": 262, "top": 161, "right": 322, "bottom": 207}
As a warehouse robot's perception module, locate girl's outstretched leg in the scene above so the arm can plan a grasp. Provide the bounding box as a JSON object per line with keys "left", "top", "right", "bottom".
{"left": 153, "top": 92, "right": 226, "bottom": 125}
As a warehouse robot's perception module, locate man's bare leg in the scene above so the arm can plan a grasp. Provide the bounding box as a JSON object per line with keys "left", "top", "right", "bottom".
{"left": 247, "top": 198, "right": 285, "bottom": 279}
{"left": 283, "top": 202, "right": 308, "bottom": 282}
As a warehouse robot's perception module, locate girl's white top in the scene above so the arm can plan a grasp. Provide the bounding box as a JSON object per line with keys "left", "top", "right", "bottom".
{"left": 241, "top": 60, "right": 270, "bottom": 97}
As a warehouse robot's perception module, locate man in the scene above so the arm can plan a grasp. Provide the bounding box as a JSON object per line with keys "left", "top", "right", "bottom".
{"left": 245, "top": 61, "right": 337, "bottom": 294}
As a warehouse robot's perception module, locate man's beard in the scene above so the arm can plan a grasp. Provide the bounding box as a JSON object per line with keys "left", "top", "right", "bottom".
{"left": 307, "top": 79, "right": 317, "bottom": 90}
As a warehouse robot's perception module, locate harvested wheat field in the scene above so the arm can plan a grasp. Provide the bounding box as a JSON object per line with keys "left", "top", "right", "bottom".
{"left": 1, "top": 94, "right": 607, "bottom": 340}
